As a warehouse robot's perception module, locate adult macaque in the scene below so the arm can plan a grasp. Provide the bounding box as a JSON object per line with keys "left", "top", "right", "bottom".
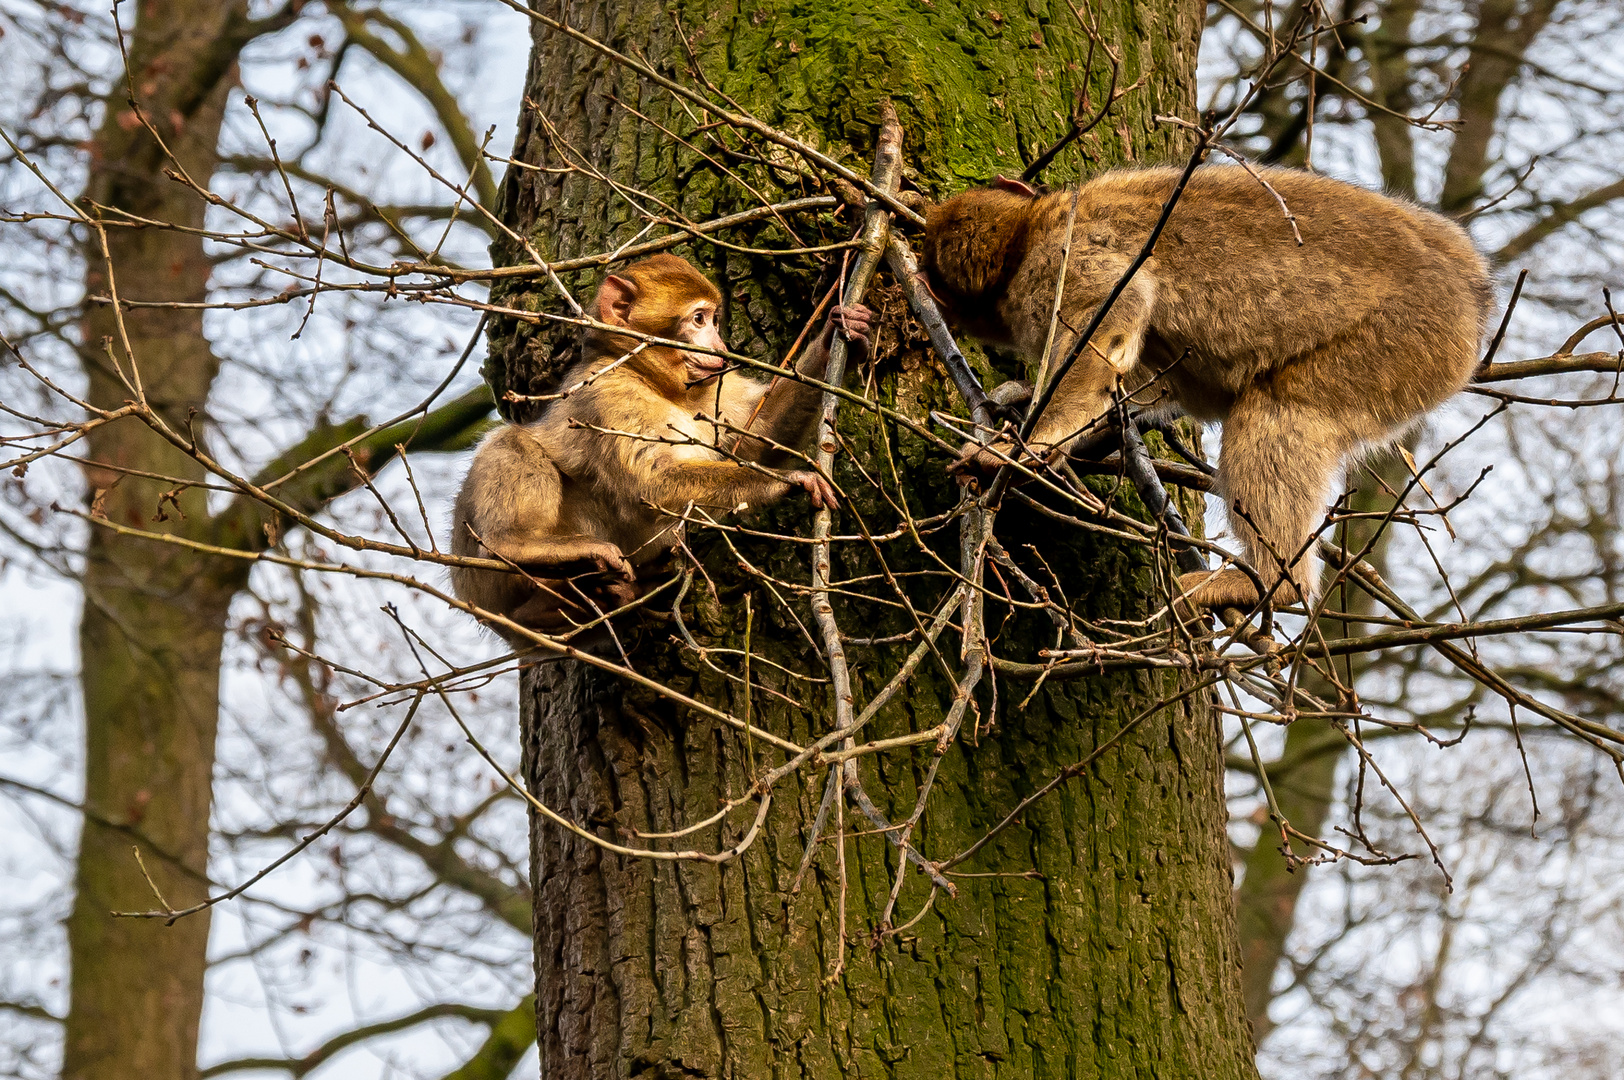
{"left": 920, "top": 166, "right": 1492, "bottom": 610}
{"left": 450, "top": 254, "right": 872, "bottom": 641}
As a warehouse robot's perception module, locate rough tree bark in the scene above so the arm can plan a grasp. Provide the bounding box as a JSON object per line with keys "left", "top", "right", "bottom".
{"left": 497, "top": 1, "right": 1259, "bottom": 1076}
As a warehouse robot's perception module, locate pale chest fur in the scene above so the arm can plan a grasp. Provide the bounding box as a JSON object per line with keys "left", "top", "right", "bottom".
{"left": 535, "top": 382, "right": 729, "bottom": 563}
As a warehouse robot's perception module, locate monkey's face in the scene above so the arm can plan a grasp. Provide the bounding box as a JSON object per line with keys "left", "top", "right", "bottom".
{"left": 919, "top": 188, "right": 1032, "bottom": 346}
{"left": 589, "top": 254, "right": 728, "bottom": 395}
{"left": 917, "top": 263, "right": 1015, "bottom": 348}
{"left": 670, "top": 297, "right": 730, "bottom": 385}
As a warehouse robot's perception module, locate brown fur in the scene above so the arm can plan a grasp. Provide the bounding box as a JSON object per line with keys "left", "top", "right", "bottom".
{"left": 450, "top": 253, "right": 869, "bottom": 642}
{"left": 922, "top": 166, "right": 1493, "bottom": 609}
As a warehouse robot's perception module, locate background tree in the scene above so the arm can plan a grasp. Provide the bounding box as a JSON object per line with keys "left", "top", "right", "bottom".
{"left": 2, "top": 3, "right": 535, "bottom": 1077}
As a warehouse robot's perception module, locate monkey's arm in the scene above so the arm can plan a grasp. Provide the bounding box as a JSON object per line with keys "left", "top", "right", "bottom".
{"left": 476, "top": 531, "right": 635, "bottom": 580}
{"left": 951, "top": 272, "right": 1153, "bottom": 480}
{"left": 732, "top": 305, "right": 873, "bottom": 467}
{"left": 1024, "top": 273, "right": 1155, "bottom": 453}
{"left": 1022, "top": 349, "right": 1123, "bottom": 454}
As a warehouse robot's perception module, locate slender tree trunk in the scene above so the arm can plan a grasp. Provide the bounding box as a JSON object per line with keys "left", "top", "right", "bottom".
{"left": 1233, "top": 719, "right": 1340, "bottom": 1039}
{"left": 499, "top": 2, "right": 1258, "bottom": 1076}
{"left": 1232, "top": 456, "right": 1405, "bottom": 1040}
{"left": 62, "top": 6, "right": 246, "bottom": 1078}
{"left": 60, "top": 5, "right": 263, "bottom": 1076}
{"left": 1364, "top": 0, "right": 1421, "bottom": 199}
{"left": 58, "top": 5, "right": 507, "bottom": 1075}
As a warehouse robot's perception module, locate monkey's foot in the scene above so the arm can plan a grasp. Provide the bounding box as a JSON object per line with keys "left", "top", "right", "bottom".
{"left": 1215, "top": 606, "right": 1284, "bottom": 654}
{"left": 1175, "top": 568, "right": 1301, "bottom": 613}
{"left": 1166, "top": 584, "right": 1282, "bottom": 655}
{"left": 948, "top": 438, "right": 1052, "bottom": 486}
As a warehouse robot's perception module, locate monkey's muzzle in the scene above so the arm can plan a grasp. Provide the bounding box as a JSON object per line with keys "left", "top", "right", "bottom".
{"left": 683, "top": 355, "right": 730, "bottom": 385}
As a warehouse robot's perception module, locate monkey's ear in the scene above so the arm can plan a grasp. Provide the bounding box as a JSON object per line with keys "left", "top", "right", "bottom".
{"left": 596, "top": 275, "right": 638, "bottom": 326}
{"left": 993, "top": 175, "right": 1038, "bottom": 198}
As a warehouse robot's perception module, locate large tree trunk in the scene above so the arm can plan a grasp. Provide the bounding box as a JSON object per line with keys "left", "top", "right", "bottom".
{"left": 498, "top": 2, "right": 1258, "bottom": 1076}
{"left": 62, "top": 5, "right": 250, "bottom": 1077}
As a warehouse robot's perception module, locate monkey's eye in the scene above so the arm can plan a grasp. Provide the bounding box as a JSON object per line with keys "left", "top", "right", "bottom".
{"left": 692, "top": 309, "right": 709, "bottom": 327}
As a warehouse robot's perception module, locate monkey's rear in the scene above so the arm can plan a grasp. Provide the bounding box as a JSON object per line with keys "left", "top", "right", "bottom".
{"left": 922, "top": 165, "right": 1493, "bottom": 610}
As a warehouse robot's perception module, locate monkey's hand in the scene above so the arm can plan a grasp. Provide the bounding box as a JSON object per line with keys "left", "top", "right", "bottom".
{"left": 821, "top": 304, "right": 875, "bottom": 360}
{"left": 949, "top": 440, "right": 1013, "bottom": 483}
{"left": 987, "top": 379, "right": 1033, "bottom": 422}
{"left": 786, "top": 470, "right": 839, "bottom": 510}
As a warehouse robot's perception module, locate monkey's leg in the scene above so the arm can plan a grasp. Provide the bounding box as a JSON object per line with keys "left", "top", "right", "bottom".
{"left": 1180, "top": 394, "right": 1348, "bottom": 611}
{"left": 488, "top": 533, "right": 635, "bottom": 581}
{"left": 652, "top": 458, "right": 837, "bottom": 511}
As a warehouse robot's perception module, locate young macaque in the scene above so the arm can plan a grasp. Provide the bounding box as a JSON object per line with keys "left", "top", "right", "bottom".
{"left": 450, "top": 253, "right": 871, "bottom": 642}
{"left": 921, "top": 166, "right": 1492, "bottom": 610}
